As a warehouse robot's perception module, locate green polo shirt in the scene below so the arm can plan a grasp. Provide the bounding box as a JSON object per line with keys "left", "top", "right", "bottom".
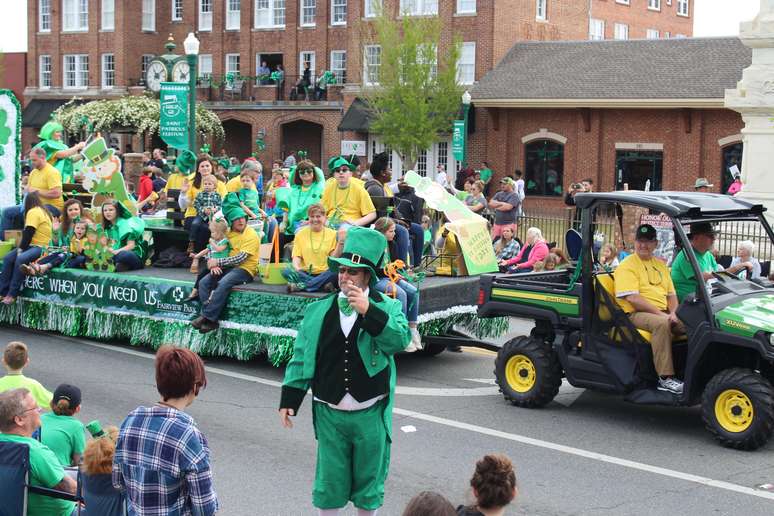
{"left": 40, "top": 412, "right": 86, "bottom": 466}
{"left": 671, "top": 248, "right": 718, "bottom": 302}
{"left": 479, "top": 168, "right": 493, "bottom": 183}
{"left": 0, "top": 433, "right": 75, "bottom": 516}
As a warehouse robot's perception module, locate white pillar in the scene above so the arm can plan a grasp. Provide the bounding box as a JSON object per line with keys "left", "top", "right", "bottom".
{"left": 725, "top": 1, "right": 774, "bottom": 217}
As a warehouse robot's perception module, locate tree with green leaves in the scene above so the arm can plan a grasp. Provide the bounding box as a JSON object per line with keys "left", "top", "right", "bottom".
{"left": 361, "top": 11, "right": 462, "bottom": 170}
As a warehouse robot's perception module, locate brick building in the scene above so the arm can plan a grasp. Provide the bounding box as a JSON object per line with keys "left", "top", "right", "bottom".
{"left": 22, "top": 0, "right": 693, "bottom": 176}
{"left": 471, "top": 37, "right": 749, "bottom": 209}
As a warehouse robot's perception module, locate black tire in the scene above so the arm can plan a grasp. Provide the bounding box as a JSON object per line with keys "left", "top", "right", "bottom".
{"left": 494, "top": 336, "right": 562, "bottom": 408}
{"left": 420, "top": 341, "right": 447, "bottom": 357}
{"left": 701, "top": 368, "right": 774, "bottom": 450}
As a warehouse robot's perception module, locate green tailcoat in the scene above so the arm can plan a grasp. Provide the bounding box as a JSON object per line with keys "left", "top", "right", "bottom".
{"left": 281, "top": 290, "right": 410, "bottom": 439}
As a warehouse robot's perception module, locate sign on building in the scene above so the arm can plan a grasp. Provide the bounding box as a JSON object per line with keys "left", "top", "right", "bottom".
{"left": 341, "top": 140, "right": 367, "bottom": 156}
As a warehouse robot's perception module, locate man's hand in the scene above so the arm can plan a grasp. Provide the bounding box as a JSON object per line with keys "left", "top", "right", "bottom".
{"left": 279, "top": 408, "right": 295, "bottom": 428}
{"left": 346, "top": 284, "right": 370, "bottom": 315}
{"left": 701, "top": 271, "right": 715, "bottom": 281}
{"left": 667, "top": 312, "right": 681, "bottom": 325}
{"left": 206, "top": 258, "right": 219, "bottom": 270}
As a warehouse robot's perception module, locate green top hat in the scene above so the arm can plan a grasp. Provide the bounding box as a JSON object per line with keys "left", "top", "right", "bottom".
{"left": 38, "top": 120, "right": 64, "bottom": 141}
{"left": 327, "top": 155, "right": 355, "bottom": 174}
{"left": 328, "top": 226, "right": 386, "bottom": 286}
{"left": 81, "top": 136, "right": 114, "bottom": 166}
{"left": 175, "top": 149, "right": 197, "bottom": 175}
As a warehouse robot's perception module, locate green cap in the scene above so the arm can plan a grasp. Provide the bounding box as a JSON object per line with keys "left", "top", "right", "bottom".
{"left": 38, "top": 120, "right": 64, "bottom": 141}
{"left": 222, "top": 192, "right": 247, "bottom": 224}
{"left": 327, "top": 155, "right": 355, "bottom": 174}
{"left": 176, "top": 149, "right": 197, "bottom": 174}
{"left": 81, "top": 136, "right": 114, "bottom": 166}
{"left": 327, "top": 226, "right": 387, "bottom": 286}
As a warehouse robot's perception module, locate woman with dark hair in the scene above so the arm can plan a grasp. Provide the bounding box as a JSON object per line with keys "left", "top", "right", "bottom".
{"left": 179, "top": 155, "right": 228, "bottom": 260}
{"left": 100, "top": 200, "right": 147, "bottom": 272}
{"left": 113, "top": 346, "right": 218, "bottom": 515}
{"left": 0, "top": 192, "right": 53, "bottom": 304}
{"left": 279, "top": 159, "right": 325, "bottom": 239}
{"left": 457, "top": 454, "right": 517, "bottom": 516}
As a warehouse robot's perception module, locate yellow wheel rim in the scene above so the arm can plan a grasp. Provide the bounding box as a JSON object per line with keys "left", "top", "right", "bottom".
{"left": 714, "top": 389, "right": 754, "bottom": 433}
{"left": 505, "top": 355, "right": 536, "bottom": 393}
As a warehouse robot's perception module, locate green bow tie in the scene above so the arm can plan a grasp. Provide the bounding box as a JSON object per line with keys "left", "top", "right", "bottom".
{"left": 337, "top": 296, "right": 354, "bottom": 316}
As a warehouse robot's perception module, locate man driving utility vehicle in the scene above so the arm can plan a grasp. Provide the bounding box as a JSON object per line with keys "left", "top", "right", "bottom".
{"left": 614, "top": 224, "right": 685, "bottom": 395}
{"left": 670, "top": 222, "right": 720, "bottom": 303}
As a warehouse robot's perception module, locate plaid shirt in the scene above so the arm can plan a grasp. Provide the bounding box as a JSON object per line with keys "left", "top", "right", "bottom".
{"left": 112, "top": 406, "right": 219, "bottom": 516}
{"left": 193, "top": 191, "right": 222, "bottom": 221}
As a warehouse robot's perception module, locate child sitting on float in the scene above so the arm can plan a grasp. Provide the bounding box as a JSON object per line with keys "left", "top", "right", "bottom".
{"left": 188, "top": 215, "right": 231, "bottom": 301}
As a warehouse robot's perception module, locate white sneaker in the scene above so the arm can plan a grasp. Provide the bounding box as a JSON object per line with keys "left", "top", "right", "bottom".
{"left": 404, "top": 340, "right": 419, "bottom": 353}
{"left": 410, "top": 328, "right": 423, "bottom": 350}
{"left": 657, "top": 376, "right": 684, "bottom": 395}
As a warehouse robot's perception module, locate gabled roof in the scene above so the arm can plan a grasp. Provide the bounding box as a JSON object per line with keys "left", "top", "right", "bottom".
{"left": 472, "top": 37, "right": 751, "bottom": 108}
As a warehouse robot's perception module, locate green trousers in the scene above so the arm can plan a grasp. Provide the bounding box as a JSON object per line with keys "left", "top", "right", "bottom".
{"left": 312, "top": 400, "right": 391, "bottom": 510}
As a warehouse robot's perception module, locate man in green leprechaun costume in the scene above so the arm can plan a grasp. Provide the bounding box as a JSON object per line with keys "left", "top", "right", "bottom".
{"left": 33, "top": 119, "right": 85, "bottom": 184}
{"left": 279, "top": 226, "right": 411, "bottom": 515}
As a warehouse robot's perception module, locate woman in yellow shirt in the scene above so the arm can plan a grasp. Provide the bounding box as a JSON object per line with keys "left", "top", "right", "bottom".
{"left": 178, "top": 156, "right": 228, "bottom": 260}
{"left": 0, "top": 193, "right": 53, "bottom": 304}
{"left": 282, "top": 203, "right": 342, "bottom": 292}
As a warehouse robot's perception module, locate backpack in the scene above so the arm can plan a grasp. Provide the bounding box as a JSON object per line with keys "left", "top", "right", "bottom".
{"left": 153, "top": 246, "right": 192, "bottom": 268}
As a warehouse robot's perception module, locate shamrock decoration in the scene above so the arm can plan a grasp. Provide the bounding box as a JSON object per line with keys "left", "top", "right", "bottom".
{"left": 200, "top": 144, "right": 211, "bottom": 154}
{"left": 83, "top": 226, "right": 116, "bottom": 272}
{"left": 0, "top": 108, "right": 12, "bottom": 147}
{"left": 297, "top": 150, "right": 308, "bottom": 160}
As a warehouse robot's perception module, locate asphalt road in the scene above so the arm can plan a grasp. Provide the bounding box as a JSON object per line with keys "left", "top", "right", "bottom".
{"left": 5, "top": 323, "right": 774, "bottom": 516}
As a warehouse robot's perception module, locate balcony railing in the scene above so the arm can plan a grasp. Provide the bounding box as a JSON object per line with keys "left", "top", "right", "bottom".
{"left": 196, "top": 74, "right": 345, "bottom": 103}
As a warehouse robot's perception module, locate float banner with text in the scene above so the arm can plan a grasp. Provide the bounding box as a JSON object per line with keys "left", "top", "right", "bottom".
{"left": 159, "top": 82, "right": 189, "bottom": 150}
{"left": 20, "top": 269, "right": 197, "bottom": 320}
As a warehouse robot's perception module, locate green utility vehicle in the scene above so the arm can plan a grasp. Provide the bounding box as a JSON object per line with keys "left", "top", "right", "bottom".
{"left": 478, "top": 192, "right": 774, "bottom": 449}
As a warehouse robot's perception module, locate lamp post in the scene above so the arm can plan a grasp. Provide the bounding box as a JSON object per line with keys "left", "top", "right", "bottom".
{"left": 183, "top": 32, "right": 200, "bottom": 152}
{"left": 461, "top": 90, "right": 472, "bottom": 167}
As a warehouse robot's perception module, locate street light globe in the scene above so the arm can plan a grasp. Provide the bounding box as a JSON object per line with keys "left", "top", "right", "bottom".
{"left": 183, "top": 32, "right": 200, "bottom": 56}
{"left": 461, "top": 90, "right": 472, "bottom": 105}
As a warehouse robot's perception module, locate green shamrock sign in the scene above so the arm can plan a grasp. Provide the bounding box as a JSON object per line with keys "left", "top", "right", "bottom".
{"left": 0, "top": 107, "right": 11, "bottom": 182}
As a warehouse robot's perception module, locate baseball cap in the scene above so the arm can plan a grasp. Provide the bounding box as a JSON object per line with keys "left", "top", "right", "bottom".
{"left": 694, "top": 178, "right": 714, "bottom": 189}
{"left": 53, "top": 384, "right": 82, "bottom": 408}
{"left": 635, "top": 224, "right": 657, "bottom": 241}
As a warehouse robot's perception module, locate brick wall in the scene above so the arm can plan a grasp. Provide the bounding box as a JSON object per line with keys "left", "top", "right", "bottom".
{"left": 476, "top": 106, "right": 742, "bottom": 211}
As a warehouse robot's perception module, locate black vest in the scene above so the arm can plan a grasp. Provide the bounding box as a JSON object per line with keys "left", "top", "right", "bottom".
{"left": 312, "top": 300, "right": 390, "bottom": 404}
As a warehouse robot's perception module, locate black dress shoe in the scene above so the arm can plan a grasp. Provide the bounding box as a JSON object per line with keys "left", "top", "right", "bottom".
{"left": 199, "top": 318, "right": 220, "bottom": 334}
{"left": 191, "top": 316, "right": 206, "bottom": 329}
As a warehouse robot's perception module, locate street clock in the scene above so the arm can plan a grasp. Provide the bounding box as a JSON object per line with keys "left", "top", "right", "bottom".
{"left": 171, "top": 60, "right": 191, "bottom": 83}
{"left": 145, "top": 60, "right": 168, "bottom": 92}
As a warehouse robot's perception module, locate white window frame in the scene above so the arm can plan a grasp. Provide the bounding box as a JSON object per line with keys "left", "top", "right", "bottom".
{"left": 62, "top": 0, "right": 89, "bottom": 32}
{"left": 198, "top": 54, "right": 213, "bottom": 78}
{"left": 199, "top": 0, "right": 213, "bottom": 31}
{"left": 141, "top": 55, "right": 153, "bottom": 78}
{"left": 364, "top": 0, "right": 381, "bottom": 17}
{"left": 225, "top": 53, "right": 241, "bottom": 76}
{"left": 535, "top": 0, "right": 546, "bottom": 21}
{"left": 363, "top": 45, "right": 381, "bottom": 86}
{"left": 300, "top": 0, "right": 316, "bottom": 26}
{"left": 456, "top": 0, "right": 475, "bottom": 14}
{"left": 254, "top": 0, "right": 286, "bottom": 28}
{"left": 226, "top": 0, "right": 241, "bottom": 29}
{"left": 614, "top": 23, "right": 628, "bottom": 40}
{"left": 172, "top": 0, "right": 183, "bottom": 21}
{"left": 102, "top": 0, "right": 115, "bottom": 30}
{"left": 589, "top": 18, "right": 604, "bottom": 40}
{"left": 39, "top": 55, "right": 52, "bottom": 89}
{"left": 330, "top": 50, "right": 346, "bottom": 84}
{"left": 615, "top": 0, "right": 629, "bottom": 4}
{"left": 331, "top": 0, "right": 347, "bottom": 25}
{"left": 456, "top": 41, "right": 475, "bottom": 85}
{"left": 368, "top": 136, "right": 457, "bottom": 180}
{"left": 646, "top": 28, "right": 659, "bottom": 39}
{"left": 101, "top": 53, "right": 115, "bottom": 89}
{"left": 399, "top": 0, "right": 438, "bottom": 16}
{"left": 142, "top": 0, "right": 156, "bottom": 31}
{"left": 39, "top": 0, "right": 51, "bottom": 32}
{"left": 299, "top": 51, "right": 316, "bottom": 80}
{"left": 677, "top": 0, "right": 689, "bottom": 17}
{"left": 63, "top": 54, "right": 89, "bottom": 89}
{"left": 648, "top": 0, "right": 661, "bottom": 11}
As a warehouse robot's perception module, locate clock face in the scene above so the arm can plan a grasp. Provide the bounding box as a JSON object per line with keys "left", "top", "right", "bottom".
{"left": 172, "top": 61, "right": 191, "bottom": 83}
{"left": 145, "top": 61, "right": 167, "bottom": 92}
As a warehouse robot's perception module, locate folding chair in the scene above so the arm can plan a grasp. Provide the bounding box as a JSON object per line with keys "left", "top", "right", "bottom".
{"left": 0, "top": 440, "right": 83, "bottom": 516}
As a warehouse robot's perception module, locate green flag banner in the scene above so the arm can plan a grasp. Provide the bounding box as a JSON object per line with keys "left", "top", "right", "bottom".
{"left": 404, "top": 170, "right": 498, "bottom": 275}
{"left": 452, "top": 120, "right": 465, "bottom": 161}
{"left": 159, "top": 82, "right": 189, "bottom": 150}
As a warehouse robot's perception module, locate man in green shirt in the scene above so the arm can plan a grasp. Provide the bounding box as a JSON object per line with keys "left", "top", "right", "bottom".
{"left": 0, "top": 388, "right": 77, "bottom": 516}
{"left": 671, "top": 222, "right": 719, "bottom": 302}
{"left": 479, "top": 161, "right": 493, "bottom": 196}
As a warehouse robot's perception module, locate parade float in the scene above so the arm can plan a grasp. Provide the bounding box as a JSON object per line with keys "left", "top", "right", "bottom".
{"left": 0, "top": 89, "right": 508, "bottom": 365}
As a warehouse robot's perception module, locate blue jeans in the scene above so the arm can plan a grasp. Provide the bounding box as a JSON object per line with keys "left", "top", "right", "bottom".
{"left": 0, "top": 247, "right": 43, "bottom": 297}
{"left": 407, "top": 222, "right": 424, "bottom": 266}
{"left": 67, "top": 255, "right": 87, "bottom": 269}
{"left": 393, "top": 223, "right": 425, "bottom": 267}
{"left": 263, "top": 217, "right": 278, "bottom": 244}
{"left": 198, "top": 267, "right": 253, "bottom": 321}
{"left": 281, "top": 269, "right": 336, "bottom": 292}
{"left": 1, "top": 204, "right": 61, "bottom": 235}
{"left": 375, "top": 277, "right": 419, "bottom": 323}
{"left": 38, "top": 252, "right": 67, "bottom": 269}
{"left": 185, "top": 216, "right": 210, "bottom": 252}
{"left": 113, "top": 251, "right": 143, "bottom": 271}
